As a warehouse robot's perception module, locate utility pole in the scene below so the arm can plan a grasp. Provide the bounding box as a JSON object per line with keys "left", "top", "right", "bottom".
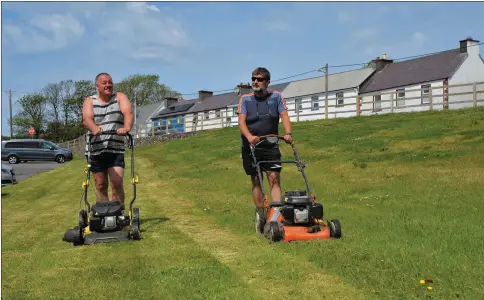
{"left": 134, "top": 89, "right": 137, "bottom": 139}
{"left": 325, "top": 64, "right": 328, "bottom": 119}
{"left": 9, "top": 89, "right": 13, "bottom": 138}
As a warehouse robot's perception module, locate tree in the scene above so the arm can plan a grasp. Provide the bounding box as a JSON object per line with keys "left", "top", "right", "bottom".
{"left": 11, "top": 94, "right": 48, "bottom": 138}
{"left": 114, "top": 74, "right": 183, "bottom": 106}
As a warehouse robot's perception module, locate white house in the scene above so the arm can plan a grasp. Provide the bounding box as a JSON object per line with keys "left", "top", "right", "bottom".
{"left": 359, "top": 37, "right": 484, "bottom": 115}
{"left": 279, "top": 67, "right": 376, "bottom": 121}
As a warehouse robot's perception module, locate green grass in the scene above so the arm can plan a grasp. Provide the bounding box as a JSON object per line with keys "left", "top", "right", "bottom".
{"left": 2, "top": 107, "right": 484, "bottom": 299}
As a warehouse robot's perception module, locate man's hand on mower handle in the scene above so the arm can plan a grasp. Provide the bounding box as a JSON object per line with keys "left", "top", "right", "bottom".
{"left": 117, "top": 127, "right": 130, "bottom": 135}
{"left": 248, "top": 135, "right": 260, "bottom": 145}
{"left": 283, "top": 133, "right": 293, "bottom": 144}
{"left": 92, "top": 126, "right": 103, "bottom": 136}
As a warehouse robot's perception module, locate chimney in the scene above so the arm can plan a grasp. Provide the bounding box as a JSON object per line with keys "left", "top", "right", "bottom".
{"left": 459, "top": 36, "right": 480, "bottom": 56}
{"left": 198, "top": 90, "right": 213, "bottom": 103}
{"left": 236, "top": 82, "right": 252, "bottom": 96}
{"left": 165, "top": 97, "right": 178, "bottom": 107}
{"left": 371, "top": 54, "right": 394, "bottom": 71}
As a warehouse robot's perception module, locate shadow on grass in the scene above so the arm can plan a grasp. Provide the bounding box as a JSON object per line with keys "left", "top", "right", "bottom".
{"left": 140, "top": 217, "right": 170, "bottom": 232}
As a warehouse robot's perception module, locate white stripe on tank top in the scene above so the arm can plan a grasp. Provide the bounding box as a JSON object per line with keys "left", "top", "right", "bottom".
{"left": 85, "top": 93, "right": 126, "bottom": 156}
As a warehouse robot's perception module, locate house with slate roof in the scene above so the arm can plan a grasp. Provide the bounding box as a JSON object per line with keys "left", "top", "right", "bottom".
{"left": 359, "top": 37, "right": 484, "bottom": 114}
{"left": 278, "top": 67, "right": 376, "bottom": 121}
{"left": 131, "top": 101, "right": 167, "bottom": 137}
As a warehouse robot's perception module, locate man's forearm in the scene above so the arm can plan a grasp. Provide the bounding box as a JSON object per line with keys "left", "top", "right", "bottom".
{"left": 83, "top": 118, "right": 99, "bottom": 133}
{"left": 238, "top": 118, "right": 252, "bottom": 139}
{"left": 281, "top": 114, "right": 292, "bottom": 134}
{"left": 124, "top": 112, "right": 134, "bottom": 131}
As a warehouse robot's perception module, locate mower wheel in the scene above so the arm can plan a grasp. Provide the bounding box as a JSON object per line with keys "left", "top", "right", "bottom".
{"left": 265, "top": 221, "right": 284, "bottom": 242}
{"left": 130, "top": 208, "right": 141, "bottom": 240}
{"left": 329, "top": 219, "right": 342, "bottom": 239}
{"left": 78, "top": 210, "right": 88, "bottom": 229}
{"left": 255, "top": 210, "right": 266, "bottom": 234}
{"left": 63, "top": 226, "right": 84, "bottom": 246}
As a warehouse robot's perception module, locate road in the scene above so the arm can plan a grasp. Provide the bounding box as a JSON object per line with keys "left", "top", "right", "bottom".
{"left": 10, "top": 161, "right": 65, "bottom": 182}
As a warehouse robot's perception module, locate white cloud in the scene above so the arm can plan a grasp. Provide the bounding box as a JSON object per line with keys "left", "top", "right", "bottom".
{"left": 95, "top": 2, "right": 189, "bottom": 62}
{"left": 126, "top": 2, "right": 160, "bottom": 14}
{"left": 3, "top": 13, "right": 84, "bottom": 53}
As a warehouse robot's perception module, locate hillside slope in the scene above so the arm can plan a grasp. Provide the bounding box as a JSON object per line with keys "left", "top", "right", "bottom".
{"left": 2, "top": 107, "right": 484, "bottom": 300}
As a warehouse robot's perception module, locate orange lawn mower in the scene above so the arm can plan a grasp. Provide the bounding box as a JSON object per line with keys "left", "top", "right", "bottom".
{"left": 250, "top": 135, "right": 342, "bottom": 242}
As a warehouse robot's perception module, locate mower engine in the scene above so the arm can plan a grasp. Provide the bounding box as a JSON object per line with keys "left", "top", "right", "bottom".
{"left": 89, "top": 201, "right": 130, "bottom": 232}
{"left": 282, "top": 190, "right": 323, "bottom": 226}
{"left": 90, "top": 215, "right": 130, "bottom": 232}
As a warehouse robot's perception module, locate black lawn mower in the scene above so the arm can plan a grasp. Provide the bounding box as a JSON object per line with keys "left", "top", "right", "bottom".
{"left": 63, "top": 132, "right": 141, "bottom": 246}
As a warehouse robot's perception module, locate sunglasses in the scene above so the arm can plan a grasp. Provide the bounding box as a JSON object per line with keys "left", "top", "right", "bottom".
{"left": 251, "top": 77, "right": 267, "bottom": 82}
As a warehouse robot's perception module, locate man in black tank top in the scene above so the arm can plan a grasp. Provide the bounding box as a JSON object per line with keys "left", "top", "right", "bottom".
{"left": 237, "top": 67, "right": 293, "bottom": 233}
{"left": 82, "top": 73, "right": 134, "bottom": 204}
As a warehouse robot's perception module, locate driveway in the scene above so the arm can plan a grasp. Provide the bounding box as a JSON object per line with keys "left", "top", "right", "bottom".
{"left": 9, "top": 162, "right": 65, "bottom": 182}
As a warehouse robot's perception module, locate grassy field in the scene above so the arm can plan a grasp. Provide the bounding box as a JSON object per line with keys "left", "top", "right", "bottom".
{"left": 2, "top": 107, "right": 484, "bottom": 299}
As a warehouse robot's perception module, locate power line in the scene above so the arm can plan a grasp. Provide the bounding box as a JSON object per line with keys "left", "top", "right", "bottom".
{"left": 5, "top": 41, "right": 483, "bottom": 98}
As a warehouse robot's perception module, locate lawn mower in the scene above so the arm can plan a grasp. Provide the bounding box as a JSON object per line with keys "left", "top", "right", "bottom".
{"left": 63, "top": 131, "right": 140, "bottom": 246}
{"left": 250, "top": 135, "right": 342, "bottom": 242}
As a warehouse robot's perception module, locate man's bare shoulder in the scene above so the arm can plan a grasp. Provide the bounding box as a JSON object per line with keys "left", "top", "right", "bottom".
{"left": 83, "top": 96, "right": 93, "bottom": 104}
{"left": 116, "top": 92, "right": 129, "bottom": 100}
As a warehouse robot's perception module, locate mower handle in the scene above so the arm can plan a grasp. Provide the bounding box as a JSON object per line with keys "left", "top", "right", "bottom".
{"left": 250, "top": 134, "right": 292, "bottom": 149}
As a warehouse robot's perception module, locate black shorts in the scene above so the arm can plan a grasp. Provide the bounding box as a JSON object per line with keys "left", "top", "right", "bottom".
{"left": 242, "top": 145, "right": 282, "bottom": 176}
{"left": 89, "top": 152, "right": 125, "bottom": 173}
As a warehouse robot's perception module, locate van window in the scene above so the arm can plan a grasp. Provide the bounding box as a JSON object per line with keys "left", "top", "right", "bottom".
{"left": 41, "top": 141, "right": 58, "bottom": 150}
{"left": 5, "top": 142, "right": 22, "bottom": 148}
{"left": 23, "top": 141, "right": 40, "bottom": 149}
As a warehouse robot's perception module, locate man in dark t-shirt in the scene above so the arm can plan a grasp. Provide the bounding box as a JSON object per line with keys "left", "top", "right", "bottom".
{"left": 237, "top": 67, "right": 293, "bottom": 233}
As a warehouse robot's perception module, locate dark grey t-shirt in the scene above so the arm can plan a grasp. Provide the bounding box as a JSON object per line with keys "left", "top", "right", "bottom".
{"left": 237, "top": 90, "right": 288, "bottom": 148}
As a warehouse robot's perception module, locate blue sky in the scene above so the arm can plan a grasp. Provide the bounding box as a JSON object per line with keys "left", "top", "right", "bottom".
{"left": 2, "top": 1, "right": 484, "bottom": 135}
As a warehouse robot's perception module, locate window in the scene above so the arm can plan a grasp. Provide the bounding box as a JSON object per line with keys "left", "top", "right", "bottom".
{"left": 177, "top": 116, "right": 183, "bottom": 124}
{"left": 295, "top": 97, "right": 302, "bottom": 112}
{"left": 232, "top": 107, "right": 237, "bottom": 116}
{"left": 311, "top": 96, "right": 319, "bottom": 110}
{"left": 373, "top": 95, "right": 382, "bottom": 111}
{"left": 226, "top": 117, "right": 232, "bottom": 122}
{"left": 396, "top": 89, "right": 405, "bottom": 106}
{"left": 216, "top": 110, "right": 221, "bottom": 118}
{"left": 204, "top": 112, "right": 209, "bottom": 120}
{"left": 421, "top": 84, "right": 430, "bottom": 104}
{"left": 192, "top": 115, "right": 198, "bottom": 124}
{"left": 336, "top": 92, "right": 344, "bottom": 106}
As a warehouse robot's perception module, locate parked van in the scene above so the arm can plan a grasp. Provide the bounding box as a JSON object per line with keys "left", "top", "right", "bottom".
{"left": 1, "top": 139, "right": 73, "bottom": 164}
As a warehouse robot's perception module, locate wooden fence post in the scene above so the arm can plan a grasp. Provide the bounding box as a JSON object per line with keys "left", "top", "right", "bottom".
{"left": 391, "top": 92, "right": 394, "bottom": 113}
{"left": 356, "top": 95, "right": 361, "bottom": 116}
{"left": 429, "top": 86, "right": 433, "bottom": 111}
{"left": 443, "top": 79, "right": 449, "bottom": 110}
{"left": 473, "top": 82, "right": 477, "bottom": 107}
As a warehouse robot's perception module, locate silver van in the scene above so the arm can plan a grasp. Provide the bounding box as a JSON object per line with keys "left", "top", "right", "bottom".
{"left": 1, "top": 139, "right": 73, "bottom": 164}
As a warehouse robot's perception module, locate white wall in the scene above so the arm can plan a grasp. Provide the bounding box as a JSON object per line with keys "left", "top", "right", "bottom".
{"left": 360, "top": 81, "right": 446, "bottom": 116}
{"left": 184, "top": 107, "right": 237, "bottom": 132}
{"left": 448, "top": 42, "right": 484, "bottom": 109}
{"left": 282, "top": 88, "right": 359, "bottom": 121}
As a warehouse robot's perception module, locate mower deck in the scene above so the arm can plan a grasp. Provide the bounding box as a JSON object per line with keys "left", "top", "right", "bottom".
{"left": 83, "top": 231, "right": 131, "bottom": 245}
{"left": 282, "top": 224, "right": 331, "bottom": 242}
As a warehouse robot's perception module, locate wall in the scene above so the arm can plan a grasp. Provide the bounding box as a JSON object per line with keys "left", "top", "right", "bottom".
{"left": 284, "top": 88, "right": 359, "bottom": 121}
{"left": 448, "top": 46, "right": 484, "bottom": 109}
{"left": 359, "top": 80, "right": 446, "bottom": 116}
{"left": 184, "top": 107, "right": 233, "bottom": 132}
